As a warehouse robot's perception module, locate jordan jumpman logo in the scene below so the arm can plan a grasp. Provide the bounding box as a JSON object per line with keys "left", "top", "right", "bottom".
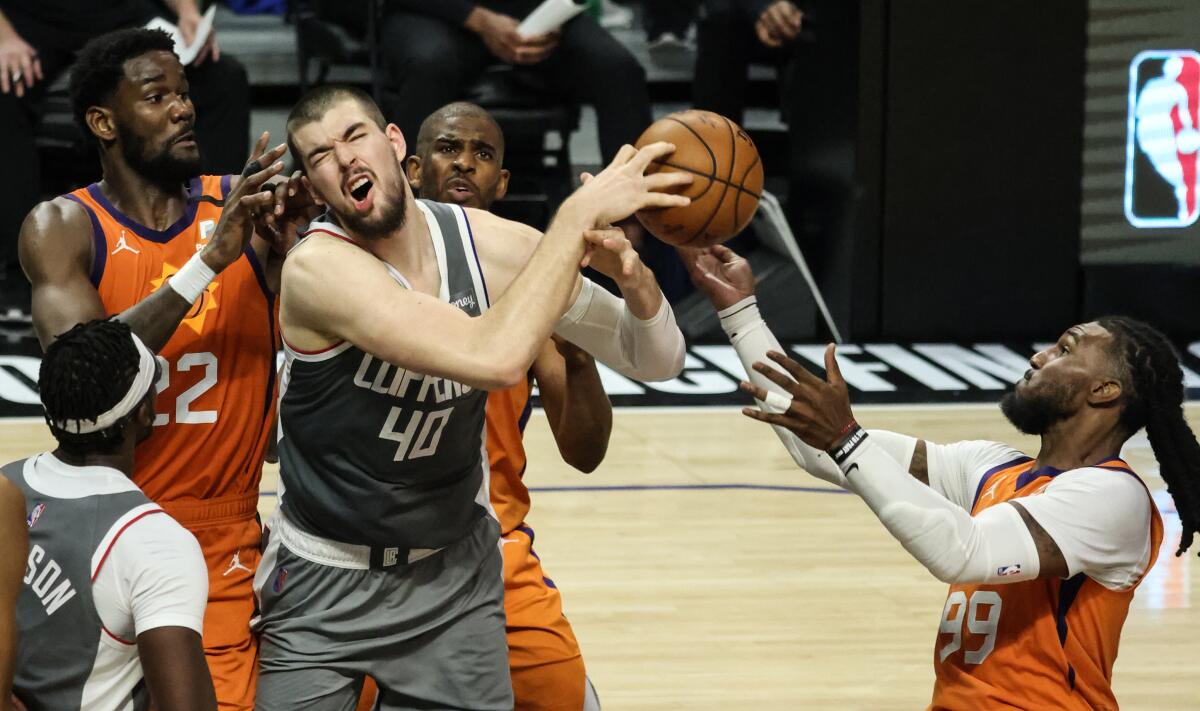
{"left": 111, "top": 231, "right": 139, "bottom": 255}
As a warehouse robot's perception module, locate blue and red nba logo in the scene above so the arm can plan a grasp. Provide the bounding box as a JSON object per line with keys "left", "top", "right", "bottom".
{"left": 26, "top": 502, "right": 45, "bottom": 529}
{"left": 1126, "top": 50, "right": 1200, "bottom": 228}
{"left": 273, "top": 567, "right": 288, "bottom": 593}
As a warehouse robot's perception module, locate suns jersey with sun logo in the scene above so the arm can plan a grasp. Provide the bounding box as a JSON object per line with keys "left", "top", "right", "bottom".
{"left": 930, "top": 455, "right": 1163, "bottom": 711}
{"left": 64, "top": 175, "right": 278, "bottom": 505}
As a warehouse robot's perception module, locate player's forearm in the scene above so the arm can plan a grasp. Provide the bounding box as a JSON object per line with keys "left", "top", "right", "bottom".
{"left": 116, "top": 288, "right": 197, "bottom": 353}
{"left": 477, "top": 205, "right": 592, "bottom": 382}
{"left": 553, "top": 359, "right": 612, "bottom": 473}
{"left": 836, "top": 432, "right": 1041, "bottom": 585}
{"left": 720, "top": 297, "right": 849, "bottom": 487}
{"left": 555, "top": 279, "right": 685, "bottom": 382}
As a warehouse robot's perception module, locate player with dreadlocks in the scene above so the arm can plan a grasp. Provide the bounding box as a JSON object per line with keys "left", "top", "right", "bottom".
{"left": 680, "top": 244, "right": 1200, "bottom": 711}
{"left": 4, "top": 319, "right": 214, "bottom": 711}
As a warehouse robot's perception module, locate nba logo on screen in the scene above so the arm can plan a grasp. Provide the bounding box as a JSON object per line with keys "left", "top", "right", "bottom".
{"left": 1125, "top": 50, "right": 1200, "bottom": 228}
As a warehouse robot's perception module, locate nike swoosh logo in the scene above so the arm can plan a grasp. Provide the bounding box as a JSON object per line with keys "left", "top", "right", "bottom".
{"left": 845, "top": 464, "right": 860, "bottom": 476}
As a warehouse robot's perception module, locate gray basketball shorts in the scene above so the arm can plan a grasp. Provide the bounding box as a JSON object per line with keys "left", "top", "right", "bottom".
{"left": 253, "top": 512, "right": 511, "bottom": 711}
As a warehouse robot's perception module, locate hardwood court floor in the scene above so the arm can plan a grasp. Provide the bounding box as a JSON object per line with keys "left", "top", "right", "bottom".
{"left": 6, "top": 404, "right": 1198, "bottom": 709}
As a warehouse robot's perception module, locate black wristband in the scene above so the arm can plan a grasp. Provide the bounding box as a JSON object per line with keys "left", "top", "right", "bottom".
{"left": 828, "top": 425, "right": 868, "bottom": 465}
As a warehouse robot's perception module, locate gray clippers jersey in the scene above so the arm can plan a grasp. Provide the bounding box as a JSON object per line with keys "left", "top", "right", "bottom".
{"left": 278, "top": 200, "right": 493, "bottom": 549}
{"left": 6, "top": 457, "right": 155, "bottom": 711}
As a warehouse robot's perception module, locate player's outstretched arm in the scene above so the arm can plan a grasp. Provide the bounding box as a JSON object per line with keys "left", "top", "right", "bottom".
{"left": 20, "top": 135, "right": 286, "bottom": 351}
{"left": 533, "top": 337, "right": 612, "bottom": 473}
{"left": 738, "top": 345, "right": 1081, "bottom": 585}
{"left": 0, "top": 479, "right": 25, "bottom": 709}
{"left": 285, "top": 143, "right": 691, "bottom": 390}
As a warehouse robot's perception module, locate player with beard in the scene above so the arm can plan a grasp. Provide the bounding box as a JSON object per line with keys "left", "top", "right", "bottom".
{"left": 681, "top": 245, "right": 1200, "bottom": 710}
{"left": 251, "top": 85, "right": 688, "bottom": 710}
{"left": 17, "top": 28, "right": 285, "bottom": 711}
{"left": 406, "top": 102, "right": 609, "bottom": 710}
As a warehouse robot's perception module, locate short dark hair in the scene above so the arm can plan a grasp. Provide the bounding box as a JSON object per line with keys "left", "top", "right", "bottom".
{"left": 286, "top": 85, "right": 387, "bottom": 168}
{"left": 69, "top": 28, "right": 177, "bottom": 144}
{"left": 414, "top": 101, "right": 505, "bottom": 161}
{"left": 40, "top": 319, "right": 143, "bottom": 455}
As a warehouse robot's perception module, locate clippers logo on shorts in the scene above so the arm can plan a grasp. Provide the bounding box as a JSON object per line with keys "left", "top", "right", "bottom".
{"left": 1125, "top": 50, "right": 1200, "bottom": 228}
{"left": 26, "top": 502, "right": 44, "bottom": 529}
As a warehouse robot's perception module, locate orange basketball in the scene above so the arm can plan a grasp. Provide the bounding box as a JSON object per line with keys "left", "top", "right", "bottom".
{"left": 634, "top": 110, "right": 764, "bottom": 247}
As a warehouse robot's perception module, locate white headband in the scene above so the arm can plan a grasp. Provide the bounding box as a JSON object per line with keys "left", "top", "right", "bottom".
{"left": 51, "top": 333, "right": 157, "bottom": 435}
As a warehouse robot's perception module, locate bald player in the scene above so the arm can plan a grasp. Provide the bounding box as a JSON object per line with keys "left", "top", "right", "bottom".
{"left": 407, "top": 101, "right": 609, "bottom": 710}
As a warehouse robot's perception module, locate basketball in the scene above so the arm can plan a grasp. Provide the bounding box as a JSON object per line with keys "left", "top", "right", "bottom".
{"left": 633, "top": 110, "right": 764, "bottom": 247}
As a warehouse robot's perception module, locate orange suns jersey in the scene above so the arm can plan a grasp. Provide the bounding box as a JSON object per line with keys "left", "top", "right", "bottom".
{"left": 487, "top": 373, "right": 535, "bottom": 536}
{"left": 930, "top": 457, "right": 1163, "bottom": 711}
{"left": 64, "top": 176, "right": 278, "bottom": 505}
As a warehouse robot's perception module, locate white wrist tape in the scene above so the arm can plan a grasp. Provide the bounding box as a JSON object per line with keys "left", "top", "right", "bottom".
{"left": 555, "top": 277, "right": 685, "bottom": 382}
{"left": 168, "top": 252, "right": 217, "bottom": 304}
{"left": 842, "top": 437, "right": 1042, "bottom": 584}
{"left": 718, "top": 298, "right": 850, "bottom": 488}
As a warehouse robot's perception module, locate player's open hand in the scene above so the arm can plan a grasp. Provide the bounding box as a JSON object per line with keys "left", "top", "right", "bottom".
{"left": 572, "top": 143, "right": 693, "bottom": 228}
{"left": 201, "top": 132, "right": 286, "bottom": 271}
{"left": 678, "top": 244, "right": 755, "bottom": 310}
{"left": 740, "top": 344, "right": 857, "bottom": 452}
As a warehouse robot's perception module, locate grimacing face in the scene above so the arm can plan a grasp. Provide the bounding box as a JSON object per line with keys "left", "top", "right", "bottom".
{"left": 1000, "top": 322, "right": 1120, "bottom": 435}
{"left": 109, "top": 50, "right": 201, "bottom": 187}
{"left": 411, "top": 114, "right": 508, "bottom": 210}
{"left": 292, "top": 99, "right": 408, "bottom": 239}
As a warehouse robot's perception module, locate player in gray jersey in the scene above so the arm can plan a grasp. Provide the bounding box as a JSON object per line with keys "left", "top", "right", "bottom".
{"left": 6, "top": 319, "right": 213, "bottom": 711}
{"left": 249, "top": 84, "right": 690, "bottom": 710}
{"left": 0, "top": 476, "right": 25, "bottom": 709}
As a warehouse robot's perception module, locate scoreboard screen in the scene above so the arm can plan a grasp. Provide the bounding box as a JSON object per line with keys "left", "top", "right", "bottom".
{"left": 1083, "top": 0, "right": 1200, "bottom": 265}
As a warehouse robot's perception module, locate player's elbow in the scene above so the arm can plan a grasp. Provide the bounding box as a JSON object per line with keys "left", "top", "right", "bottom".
{"left": 562, "top": 442, "right": 608, "bottom": 474}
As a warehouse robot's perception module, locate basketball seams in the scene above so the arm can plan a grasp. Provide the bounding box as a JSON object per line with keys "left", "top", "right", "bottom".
{"left": 734, "top": 153, "right": 762, "bottom": 229}
{"left": 664, "top": 116, "right": 719, "bottom": 178}
{"left": 686, "top": 117, "right": 739, "bottom": 245}
{"left": 653, "top": 160, "right": 761, "bottom": 199}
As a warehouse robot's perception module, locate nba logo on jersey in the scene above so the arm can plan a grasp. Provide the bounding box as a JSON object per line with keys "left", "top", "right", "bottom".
{"left": 996, "top": 563, "right": 1022, "bottom": 577}
{"left": 26, "top": 503, "right": 45, "bottom": 529}
{"left": 1125, "top": 50, "right": 1200, "bottom": 228}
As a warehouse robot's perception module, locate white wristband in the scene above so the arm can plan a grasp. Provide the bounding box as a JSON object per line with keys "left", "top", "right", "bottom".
{"left": 168, "top": 252, "right": 217, "bottom": 304}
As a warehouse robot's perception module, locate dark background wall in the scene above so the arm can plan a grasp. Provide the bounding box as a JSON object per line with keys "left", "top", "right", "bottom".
{"left": 790, "top": 0, "right": 1088, "bottom": 341}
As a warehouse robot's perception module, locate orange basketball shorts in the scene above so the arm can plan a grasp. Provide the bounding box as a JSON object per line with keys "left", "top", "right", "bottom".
{"left": 165, "top": 493, "right": 262, "bottom": 711}
{"left": 503, "top": 523, "right": 587, "bottom": 711}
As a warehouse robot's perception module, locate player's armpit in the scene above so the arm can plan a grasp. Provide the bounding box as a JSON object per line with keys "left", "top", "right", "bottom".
{"left": 280, "top": 236, "right": 532, "bottom": 390}
{"left": 1010, "top": 501, "right": 1070, "bottom": 579}
{"left": 18, "top": 198, "right": 107, "bottom": 348}
{"left": 136, "top": 626, "right": 217, "bottom": 711}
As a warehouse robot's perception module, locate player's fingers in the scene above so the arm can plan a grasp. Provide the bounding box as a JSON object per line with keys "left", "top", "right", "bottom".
{"left": 710, "top": 244, "right": 741, "bottom": 263}
{"left": 272, "top": 179, "right": 290, "bottom": 215}
{"left": 766, "top": 350, "right": 824, "bottom": 389}
{"left": 241, "top": 159, "right": 286, "bottom": 193}
{"left": 741, "top": 407, "right": 804, "bottom": 430}
{"left": 823, "top": 343, "right": 845, "bottom": 387}
{"left": 579, "top": 171, "right": 594, "bottom": 185}
{"left": 630, "top": 141, "right": 677, "bottom": 172}
{"left": 751, "top": 361, "right": 804, "bottom": 397}
{"left": 1, "top": 58, "right": 11, "bottom": 94}
{"left": 18, "top": 53, "right": 34, "bottom": 90}
{"left": 32, "top": 55, "right": 43, "bottom": 81}
{"left": 607, "top": 144, "right": 639, "bottom": 169}
{"left": 638, "top": 192, "right": 691, "bottom": 210}
{"left": 643, "top": 170, "right": 693, "bottom": 192}
{"left": 246, "top": 131, "right": 270, "bottom": 164}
